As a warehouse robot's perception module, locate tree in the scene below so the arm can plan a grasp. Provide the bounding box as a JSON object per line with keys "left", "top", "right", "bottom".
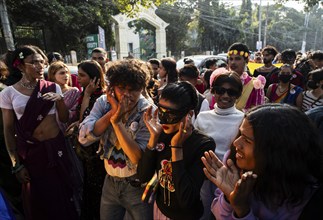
{"left": 156, "top": 1, "right": 193, "bottom": 57}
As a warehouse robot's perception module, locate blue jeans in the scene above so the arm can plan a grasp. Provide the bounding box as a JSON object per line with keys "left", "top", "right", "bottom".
{"left": 200, "top": 180, "right": 217, "bottom": 220}
{"left": 100, "top": 174, "right": 153, "bottom": 220}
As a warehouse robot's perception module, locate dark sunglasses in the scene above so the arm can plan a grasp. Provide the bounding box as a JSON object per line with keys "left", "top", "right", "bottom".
{"left": 214, "top": 86, "right": 239, "bottom": 97}
{"left": 157, "top": 104, "right": 187, "bottom": 125}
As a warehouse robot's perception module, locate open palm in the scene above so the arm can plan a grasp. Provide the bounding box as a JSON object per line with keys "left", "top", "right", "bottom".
{"left": 202, "top": 150, "right": 239, "bottom": 197}
{"left": 144, "top": 106, "right": 162, "bottom": 139}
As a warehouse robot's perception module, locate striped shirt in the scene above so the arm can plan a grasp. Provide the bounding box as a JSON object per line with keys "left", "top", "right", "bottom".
{"left": 302, "top": 91, "right": 323, "bottom": 112}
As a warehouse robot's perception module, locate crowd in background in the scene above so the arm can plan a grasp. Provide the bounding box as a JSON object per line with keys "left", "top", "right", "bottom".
{"left": 0, "top": 42, "right": 322, "bottom": 220}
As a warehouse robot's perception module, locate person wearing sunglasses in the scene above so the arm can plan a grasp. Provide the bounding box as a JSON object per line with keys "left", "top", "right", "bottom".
{"left": 137, "top": 81, "right": 215, "bottom": 220}
{"left": 194, "top": 70, "right": 244, "bottom": 220}
{"left": 91, "top": 47, "right": 109, "bottom": 73}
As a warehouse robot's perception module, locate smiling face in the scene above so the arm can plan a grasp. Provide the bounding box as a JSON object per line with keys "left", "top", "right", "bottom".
{"left": 213, "top": 82, "right": 239, "bottom": 109}
{"left": 233, "top": 118, "right": 256, "bottom": 171}
{"left": 228, "top": 54, "right": 246, "bottom": 76}
{"left": 54, "top": 67, "right": 70, "bottom": 86}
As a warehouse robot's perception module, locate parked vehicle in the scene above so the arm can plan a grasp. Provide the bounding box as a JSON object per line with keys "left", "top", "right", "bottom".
{"left": 176, "top": 55, "right": 227, "bottom": 72}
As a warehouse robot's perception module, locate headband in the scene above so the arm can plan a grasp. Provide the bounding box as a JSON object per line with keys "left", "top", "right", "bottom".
{"left": 228, "top": 50, "right": 249, "bottom": 58}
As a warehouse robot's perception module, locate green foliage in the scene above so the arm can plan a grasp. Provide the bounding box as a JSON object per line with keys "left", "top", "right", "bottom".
{"left": 6, "top": 0, "right": 118, "bottom": 59}
{"left": 155, "top": 1, "right": 193, "bottom": 57}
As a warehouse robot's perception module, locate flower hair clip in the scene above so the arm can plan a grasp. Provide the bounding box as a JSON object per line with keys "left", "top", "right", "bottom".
{"left": 228, "top": 50, "right": 249, "bottom": 58}
{"left": 19, "top": 52, "right": 24, "bottom": 59}
{"left": 13, "top": 59, "right": 21, "bottom": 68}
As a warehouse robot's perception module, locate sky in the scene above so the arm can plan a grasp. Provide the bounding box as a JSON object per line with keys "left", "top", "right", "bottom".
{"left": 221, "top": 0, "right": 305, "bottom": 12}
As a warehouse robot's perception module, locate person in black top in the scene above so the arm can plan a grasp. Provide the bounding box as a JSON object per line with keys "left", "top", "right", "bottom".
{"left": 137, "top": 81, "right": 215, "bottom": 220}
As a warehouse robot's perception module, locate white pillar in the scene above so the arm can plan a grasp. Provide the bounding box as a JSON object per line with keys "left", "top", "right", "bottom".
{"left": 115, "top": 23, "right": 129, "bottom": 59}
{"left": 155, "top": 27, "right": 167, "bottom": 59}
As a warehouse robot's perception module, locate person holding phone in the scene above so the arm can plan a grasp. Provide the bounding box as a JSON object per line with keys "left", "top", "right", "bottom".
{"left": 78, "top": 59, "right": 154, "bottom": 219}
{"left": 71, "top": 60, "right": 107, "bottom": 220}
{"left": 137, "top": 81, "right": 215, "bottom": 220}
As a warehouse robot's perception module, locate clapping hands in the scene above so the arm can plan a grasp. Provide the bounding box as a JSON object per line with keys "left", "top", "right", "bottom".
{"left": 201, "top": 150, "right": 257, "bottom": 217}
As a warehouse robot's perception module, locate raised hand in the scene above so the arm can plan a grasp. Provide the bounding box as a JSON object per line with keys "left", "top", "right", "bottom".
{"left": 229, "top": 171, "right": 257, "bottom": 217}
{"left": 201, "top": 150, "right": 240, "bottom": 197}
{"left": 84, "top": 77, "right": 99, "bottom": 96}
{"left": 143, "top": 106, "right": 162, "bottom": 142}
{"left": 110, "top": 94, "right": 129, "bottom": 124}
{"left": 106, "top": 86, "right": 118, "bottom": 116}
{"left": 170, "top": 113, "right": 192, "bottom": 147}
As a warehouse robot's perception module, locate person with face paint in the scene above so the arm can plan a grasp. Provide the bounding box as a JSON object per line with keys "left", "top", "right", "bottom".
{"left": 266, "top": 64, "right": 303, "bottom": 108}
{"left": 137, "top": 81, "right": 215, "bottom": 220}
{"left": 301, "top": 68, "right": 323, "bottom": 112}
{"left": 202, "top": 103, "right": 323, "bottom": 220}
{"left": 78, "top": 59, "right": 153, "bottom": 220}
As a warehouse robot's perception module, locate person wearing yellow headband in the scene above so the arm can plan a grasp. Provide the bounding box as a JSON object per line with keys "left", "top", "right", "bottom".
{"left": 227, "top": 42, "right": 266, "bottom": 111}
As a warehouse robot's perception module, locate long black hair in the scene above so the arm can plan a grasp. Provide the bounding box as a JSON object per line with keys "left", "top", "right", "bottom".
{"left": 230, "top": 103, "right": 323, "bottom": 209}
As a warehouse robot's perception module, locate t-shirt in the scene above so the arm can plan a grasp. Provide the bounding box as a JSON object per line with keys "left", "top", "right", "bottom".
{"left": 0, "top": 84, "right": 62, "bottom": 119}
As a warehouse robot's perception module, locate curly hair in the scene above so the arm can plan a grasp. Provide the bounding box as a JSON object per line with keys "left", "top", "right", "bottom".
{"left": 160, "top": 81, "right": 198, "bottom": 113}
{"left": 107, "top": 59, "right": 150, "bottom": 91}
{"left": 237, "top": 103, "right": 323, "bottom": 209}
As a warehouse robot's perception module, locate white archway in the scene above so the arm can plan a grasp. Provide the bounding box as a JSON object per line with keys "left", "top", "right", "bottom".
{"left": 112, "top": 5, "right": 169, "bottom": 59}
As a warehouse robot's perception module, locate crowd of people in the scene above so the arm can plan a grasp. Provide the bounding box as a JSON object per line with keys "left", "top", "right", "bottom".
{"left": 0, "top": 42, "right": 322, "bottom": 220}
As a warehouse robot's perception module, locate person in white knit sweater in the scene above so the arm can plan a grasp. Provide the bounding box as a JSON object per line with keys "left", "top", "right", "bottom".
{"left": 194, "top": 70, "right": 244, "bottom": 220}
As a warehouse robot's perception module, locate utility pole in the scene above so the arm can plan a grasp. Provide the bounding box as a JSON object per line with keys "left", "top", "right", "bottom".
{"left": 0, "top": 0, "right": 14, "bottom": 51}
{"left": 257, "top": 0, "right": 262, "bottom": 51}
{"left": 301, "top": 13, "right": 310, "bottom": 53}
{"left": 263, "top": 3, "right": 269, "bottom": 47}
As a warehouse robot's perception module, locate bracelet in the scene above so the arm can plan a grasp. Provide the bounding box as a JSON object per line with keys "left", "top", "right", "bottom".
{"left": 170, "top": 145, "right": 183, "bottom": 149}
{"left": 12, "top": 164, "right": 24, "bottom": 174}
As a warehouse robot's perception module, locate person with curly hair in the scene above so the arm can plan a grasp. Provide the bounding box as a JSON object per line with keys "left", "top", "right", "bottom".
{"left": 78, "top": 59, "right": 154, "bottom": 219}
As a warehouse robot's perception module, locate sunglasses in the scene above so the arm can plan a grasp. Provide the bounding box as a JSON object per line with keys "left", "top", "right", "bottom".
{"left": 157, "top": 104, "right": 187, "bottom": 124}
{"left": 214, "top": 86, "right": 239, "bottom": 97}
